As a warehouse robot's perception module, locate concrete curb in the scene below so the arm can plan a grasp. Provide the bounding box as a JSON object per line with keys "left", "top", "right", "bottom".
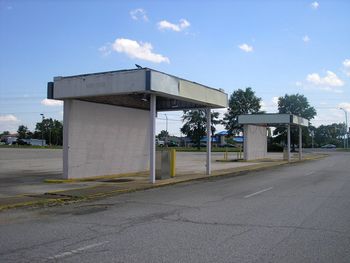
{"left": 0, "top": 154, "right": 327, "bottom": 212}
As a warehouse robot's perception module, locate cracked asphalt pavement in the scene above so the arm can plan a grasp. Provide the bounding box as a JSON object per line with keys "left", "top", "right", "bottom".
{"left": 0, "top": 151, "right": 349, "bottom": 262}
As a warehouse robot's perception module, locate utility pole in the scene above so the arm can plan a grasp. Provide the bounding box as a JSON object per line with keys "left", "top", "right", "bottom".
{"left": 40, "top": 114, "right": 45, "bottom": 146}
{"left": 340, "top": 108, "right": 348, "bottom": 148}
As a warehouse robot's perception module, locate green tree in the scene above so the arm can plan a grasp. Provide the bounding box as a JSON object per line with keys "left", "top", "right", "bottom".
{"left": 181, "top": 110, "right": 220, "bottom": 149}
{"left": 17, "top": 125, "right": 30, "bottom": 139}
{"left": 273, "top": 94, "right": 317, "bottom": 150}
{"left": 1, "top": 131, "right": 10, "bottom": 136}
{"left": 0, "top": 131, "right": 10, "bottom": 143}
{"left": 224, "top": 87, "right": 262, "bottom": 135}
{"left": 307, "top": 125, "right": 317, "bottom": 148}
{"left": 34, "top": 118, "right": 63, "bottom": 145}
{"left": 157, "top": 130, "right": 169, "bottom": 140}
{"left": 52, "top": 120, "right": 63, "bottom": 145}
{"left": 314, "top": 123, "right": 345, "bottom": 147}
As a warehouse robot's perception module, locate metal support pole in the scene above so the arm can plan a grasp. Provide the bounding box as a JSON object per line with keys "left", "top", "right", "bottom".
{"left": 345, "top": 111, "right": 348, "bottom": 149}
{"left": 206, "top": 108, "right": 211, "bottom": 175}
{"left": 150, "top": 94, "right": 156, "bottom": 184}
{"left": 287, "top": 124, "right": 291, "bottom": 162}
{"left": 340, "top": 108, "right": 348, "bottom": 149}
{"left": 299, "top": 126, "right": 302, "bottom": 161}
{"left": 63, "top": 100, "right": 70, "bottom": 179}
{"left": 165, "top": 113, "right": 168, "bottom": 147}
{"left": 40, "top": 113, "right": 44, "bottom": 146}
{"left": 347, "top": 111, "right": 349, "bottom": 149}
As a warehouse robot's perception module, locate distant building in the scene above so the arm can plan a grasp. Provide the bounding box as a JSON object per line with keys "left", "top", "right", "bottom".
{"left": 0, "top": 134, "right": 18, "bottom": 145}
{"left": 215, "top": 131, "right": 229, "bottom": 145}
{"left": 0, "top": 135, "right": 46, "bottom": 146}
{"left": 23, "top": 139, "right": 47, "bottom": 146}
{"left": 214, "top": 131, "right": 244, "bottom": 146}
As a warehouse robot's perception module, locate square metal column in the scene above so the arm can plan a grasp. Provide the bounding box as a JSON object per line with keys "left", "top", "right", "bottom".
{"left": 287, "top": 124, "right": 291, "bottom": 162}
{"left": 299, "top": 126, "right": 302, "bottom": 160}
{"left": 62, "top": 99, "right": 71, "bottom": 179}
{"left": 150, "top": 94, "right": 156, "bottom": 183}
{"left": 206, "top": 108, "right": 211, "bottom": 175}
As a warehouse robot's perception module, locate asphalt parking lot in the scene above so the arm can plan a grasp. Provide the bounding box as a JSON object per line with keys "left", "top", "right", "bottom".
{"left": 0, "top": 148, "right": 247, "bottom": 197}
{"left": 0, "top": 147, "right": 314, "bottom": 199}
{"left": 0, "top": 150, "right": 348, "bottom": 262}
{"left": 0, "top": 148, "right": 75, "bottom": 198}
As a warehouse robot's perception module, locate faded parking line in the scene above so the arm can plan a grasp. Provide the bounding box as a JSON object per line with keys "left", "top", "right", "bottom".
{"left": 244, "top": 187, "right": 273, "bottom": 198}
{"left": 305, "top": 171, "right": 315, "bottom": 176}
{"left": 48, "top": 241, "right": 109, "bottom": 260}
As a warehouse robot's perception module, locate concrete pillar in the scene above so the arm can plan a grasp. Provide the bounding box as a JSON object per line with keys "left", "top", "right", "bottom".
{"left": 206, "top": 108, "right": 211, "bottom": 175}
{"left": 287, "top": 124, "right": 291, "bottom": 162}
{"left": 299, "top": 126, "right": 302, "bottom": 160}
{"left": 243, "top": 124, "right": 267, "bottom": 161}
{"left": 150, "top": 94, "right": 156, "bottom": 183}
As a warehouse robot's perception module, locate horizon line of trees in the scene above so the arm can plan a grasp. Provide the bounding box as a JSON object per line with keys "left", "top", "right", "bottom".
{"left": 0, "top": 118, "right": 63, "bottom": 146}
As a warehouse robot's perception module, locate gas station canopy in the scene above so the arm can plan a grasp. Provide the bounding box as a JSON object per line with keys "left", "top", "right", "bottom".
{"left": 48, "top": 68, "right": 228, "bottom": 111}
{"left": 238, "top": 113, "right": 309, "bottom": 127}
{"left": 238, "top": 113, "right": 309, "bottom": 162}
{"left": 48, "top": 68, "right": 228, "bottom": 182}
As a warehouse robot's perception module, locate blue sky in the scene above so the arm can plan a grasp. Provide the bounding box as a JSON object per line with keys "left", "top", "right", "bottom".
{"left": 0, "top": 0, "right": 349, "bottom": 135}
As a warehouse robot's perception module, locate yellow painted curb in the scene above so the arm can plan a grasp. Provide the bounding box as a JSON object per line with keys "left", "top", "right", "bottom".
{"left": 0, "top": 196, "right": 78, "bottom": 212}
{"left": 44, "top": 171, "right": 149, "bottom": 183}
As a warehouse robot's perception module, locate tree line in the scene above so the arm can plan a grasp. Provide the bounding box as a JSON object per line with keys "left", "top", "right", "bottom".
{"left": 1, "top": 118, "right": 63, "bottom": 146}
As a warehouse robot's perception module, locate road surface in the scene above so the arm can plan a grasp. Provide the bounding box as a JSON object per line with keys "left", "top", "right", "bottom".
{"left": 0, "top": 152, "right": 349, "bottom": 262}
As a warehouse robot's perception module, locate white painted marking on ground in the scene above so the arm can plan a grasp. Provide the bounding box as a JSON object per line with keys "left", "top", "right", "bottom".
{"left": 48, "top": 241, "right": 109, "bottom": 260}
{"left": 244, "top": 187, "right": 273, "bottom": 198}
{"left": 306, "top": 171, "right": 315, "bottom": 176}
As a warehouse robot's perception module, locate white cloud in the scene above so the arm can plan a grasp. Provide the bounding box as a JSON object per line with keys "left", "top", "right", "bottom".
{"left": 311, "top": 1, "right": 319, "bottom": 9}
{"left": 98, "top": 44, "right": 112, "bottom": 56}
{"left": 303, "top": 35, "right": 310, "bottom": 43}
{"left": 0, "top": 114, "right": 20, "bottom": 132}
{"left": 0, "top": 114, "right": 18, "bottom": 122}
{"left": 297, "top": 71, "right": 344, "bottom": 93}
{"left": 130, "top": 8, "right": 148, "bottom": 21}
{"left": 312, "top": 109, "right": 341, "bottom": 127}
{"left": 261, "top": 97, "right": 279, "bottom": 113}
{"left": 108, "top": 38, "right": 169, "bottom": 63}
{"left": 343, "top": 59, "right": 350, "bottom": 76}
{"left": 272, "top": 96, "right": 279, "bottom": 106}
{"left": 238, "top": 43, "right": 253, "bottom": 52}
{"left": 41, "top": 99, "right": 63, "bottom": 106}
{"left": 306, "top": 71, "right": 344, "bottom": 87}
{"left": 338, "top": 102, "right": 350, "bottom": 112}
{"left": 158, "top": 19, "right": 190, "bottom": 32}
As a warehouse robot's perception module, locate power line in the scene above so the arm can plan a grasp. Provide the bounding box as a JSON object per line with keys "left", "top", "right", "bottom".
{"left": 0, "top": 111, "right": 61, "bottom": 114}
{"left": 157, "top": 117, "right": 182, "bottom": 122}
{"left": 0, "top": 96, "right": 44, "bottom": 100}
